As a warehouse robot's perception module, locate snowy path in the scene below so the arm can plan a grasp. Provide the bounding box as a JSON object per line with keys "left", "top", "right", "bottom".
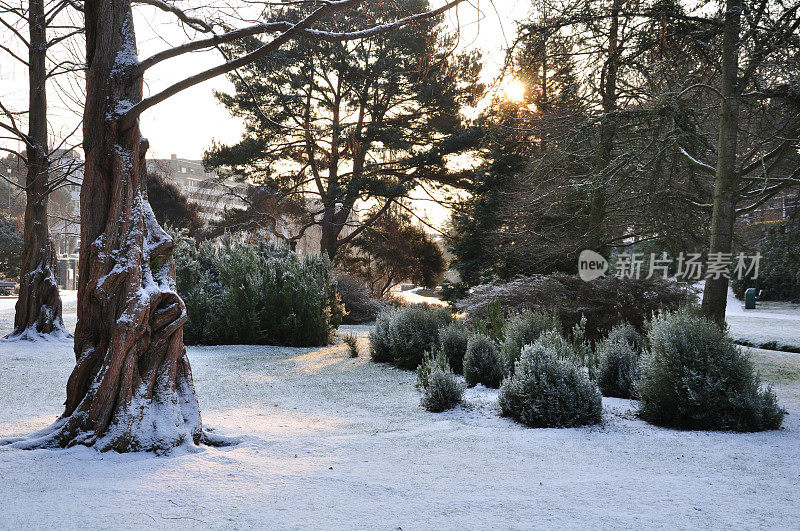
{"left": 1, "top": 325, "right": 799, "bottom": 529}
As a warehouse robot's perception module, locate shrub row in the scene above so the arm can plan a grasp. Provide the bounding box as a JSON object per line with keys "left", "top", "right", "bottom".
{"left": 174, "top": 234, "right": 343, "bottom": 347}
{"left": 373, "top": 300, "right": 784, "bottom": 432}
{"left": 455, "top": 273, "right": 694, "bottom": 340}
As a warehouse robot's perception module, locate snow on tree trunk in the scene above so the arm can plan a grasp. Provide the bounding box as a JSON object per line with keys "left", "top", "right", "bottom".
{"left": 9, "top": 0, "right": 65, "bottom": 339}
{"left": 4, "top": 0, "right": 211, "bottom": 453}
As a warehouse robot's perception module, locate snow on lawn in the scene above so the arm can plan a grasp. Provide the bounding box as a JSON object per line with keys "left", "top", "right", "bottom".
{"left": 725, "top": 289, "right": 800, "bottom": 351}
{"left": 1, "top": 327, "right": 800, "bottom": 528}
{"left": 0, "top": 291, "right": 78, "bottom": 338}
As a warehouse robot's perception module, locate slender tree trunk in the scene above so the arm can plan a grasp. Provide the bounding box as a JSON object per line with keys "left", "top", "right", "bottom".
{"left": 321, "top": 203, "right": 339, "bottom": 260}
{"left": 586, "top": 0, "right": 620, "bottom": 252}
{"left": 8, "top": 0, "right": 209, "bottom": 453}
{"left": 10, "top": 0, "right": 64, "bottom": 338}
{"left": 701, "top": 0, "right": 741, "bottom": 324}
{"left": 321, "top": 78, "right": 343, "bottom": 260}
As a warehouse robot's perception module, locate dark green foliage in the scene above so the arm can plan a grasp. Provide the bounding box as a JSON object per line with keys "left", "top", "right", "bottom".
{"left": 500, "top": 309, "right": 560, "bottom": 374}
{"left": 597, "top": 323, "right": 643, "bottom": 398}
{"left": 368, "top": 305, "right": 453, "bottom": 369}
{"left": 448, "top": 166, "right": 519, "bottom": 287}
{"left": 499, "top": 341, "right": 603, "bottom": 428}
{"left": 463, "top": 334, "right": 504, "bottom": 388}
{"left": 456, "top": 274, "right": 694, "bottom": 341}
{"left": 389, "top": 305, "right": 453, "bottom": 370}
{"left": 732, "top": 226, "right": 800, "bottom": 302}
{"left": 173, "top": 233, "right": 343, "bottom": 346}
{"left": 0, "top": 215, "right": 22, "bottom": 279}
{"left": 437, "top": 320, "right": 470, "bottom": 375}
{"left": 416, "top": 349, "right": 449, "bottom": 389}
{"left": 147, "top": 171, "right": 203, "bottom": 235}
{"left": 421, "top": 365, "right": 464, "bottom": 412}
{"left": 638, "top": 311, "right": 784, "bottom": 431}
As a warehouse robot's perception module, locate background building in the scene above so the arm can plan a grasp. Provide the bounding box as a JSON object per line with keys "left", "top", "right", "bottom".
{"left": 147, "top": 155, "right": 248, "bottom": 222}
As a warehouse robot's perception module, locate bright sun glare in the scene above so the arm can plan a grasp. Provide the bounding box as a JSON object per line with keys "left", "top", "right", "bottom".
{"left": 503, "top": 78, "right": 526, "bottom": 103}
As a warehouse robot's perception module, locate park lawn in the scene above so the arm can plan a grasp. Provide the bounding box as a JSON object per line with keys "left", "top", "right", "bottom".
{"left": 1, "top": 321, "right": 799, "bottom": 528}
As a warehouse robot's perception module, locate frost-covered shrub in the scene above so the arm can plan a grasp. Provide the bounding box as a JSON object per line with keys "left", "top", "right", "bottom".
{"left": 638, "top": 311, "right": 784, "bottom": 431}
{"left": 597, "top": 323, "right": 644, "bottom": 398}
{"left": 499, "top": 341, "right": 603, "bottom": 428}
{"left": 500, "top": 309, "right": 559, "bottom": 374}
{"left": 174, "top": 233, "right": 343, "bottom": 347}
{"left": 369, "top": 310, "right": 395, "bottom": 363}
{"left": 417, "top": 349, "right": 449, "bottom": 389}
{"left": 597, "top": 339, "right": 639, "bottom": 399}
{"left": 605, "top": 322, "right": 646, "bottom": 354}
{"left": 438, "top": 321, "right": 470, "bottom": 375}
{"left": 421, "top": 366, "right": 464, "bottom": 412}
{"left": 369, "top": 305, "right": 452, "bottom": 369}
{"left": 456, "top": 273, "right": 694, "bottom": 340}
{"left": 386, "top": 305, "right": 453, "bottom": 370}
{"left": 463, "top": 334, "right": 505, "bottom": 388}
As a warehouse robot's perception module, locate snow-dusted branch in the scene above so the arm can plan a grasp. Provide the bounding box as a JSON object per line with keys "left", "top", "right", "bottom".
{"left": 134, "top": 20, "right": 291, "bottom": 75}
{"left": 120, "top": 0, "right": 466, "bottom": 127}
{"left": 133, "top": 0, "right": 213, "bottom": 33}
{"left": 676, "top": 145, "right": 716, "bottom": 176}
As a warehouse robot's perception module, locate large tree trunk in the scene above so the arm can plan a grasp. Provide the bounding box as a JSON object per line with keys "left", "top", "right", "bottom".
{"left": 6, "top": 0, "right": 209, "bottom": 453}
{"left": 701, "top": 0, "right": 741, "bottom": 325}
{"left": 10, "top": 0, "right": 65, "bottom": 338}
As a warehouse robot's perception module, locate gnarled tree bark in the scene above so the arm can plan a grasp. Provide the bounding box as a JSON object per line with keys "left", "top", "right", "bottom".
{"left": 1, "top": 0, "right": 466, "bottom": 454}
{"left": 10, "top": 0, "right": 65, "bottom": 339}
{"left": 5, "top": 0, "right": 208, "bottom": 453}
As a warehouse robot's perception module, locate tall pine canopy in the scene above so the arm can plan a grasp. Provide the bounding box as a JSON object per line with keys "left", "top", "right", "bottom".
{"left": 205, "top": 0, "right": 483, "bottom": 258}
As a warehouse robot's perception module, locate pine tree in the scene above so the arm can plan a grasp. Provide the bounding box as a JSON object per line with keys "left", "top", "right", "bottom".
{"left": 205, "top": 0, "right": 483, "bottom": 259}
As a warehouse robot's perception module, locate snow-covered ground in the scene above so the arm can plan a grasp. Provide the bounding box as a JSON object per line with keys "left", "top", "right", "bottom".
{"left": 0, "top": 323, "right": 799, "bottom": 527}
{"left": 1, "top": 295, "right": 800, "bottom": 528}
{"left": 0, "top": 291, "right": 78, "bottom": 336}
{"left": 724, "top": 289, "right": 800, "bottom": 351}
